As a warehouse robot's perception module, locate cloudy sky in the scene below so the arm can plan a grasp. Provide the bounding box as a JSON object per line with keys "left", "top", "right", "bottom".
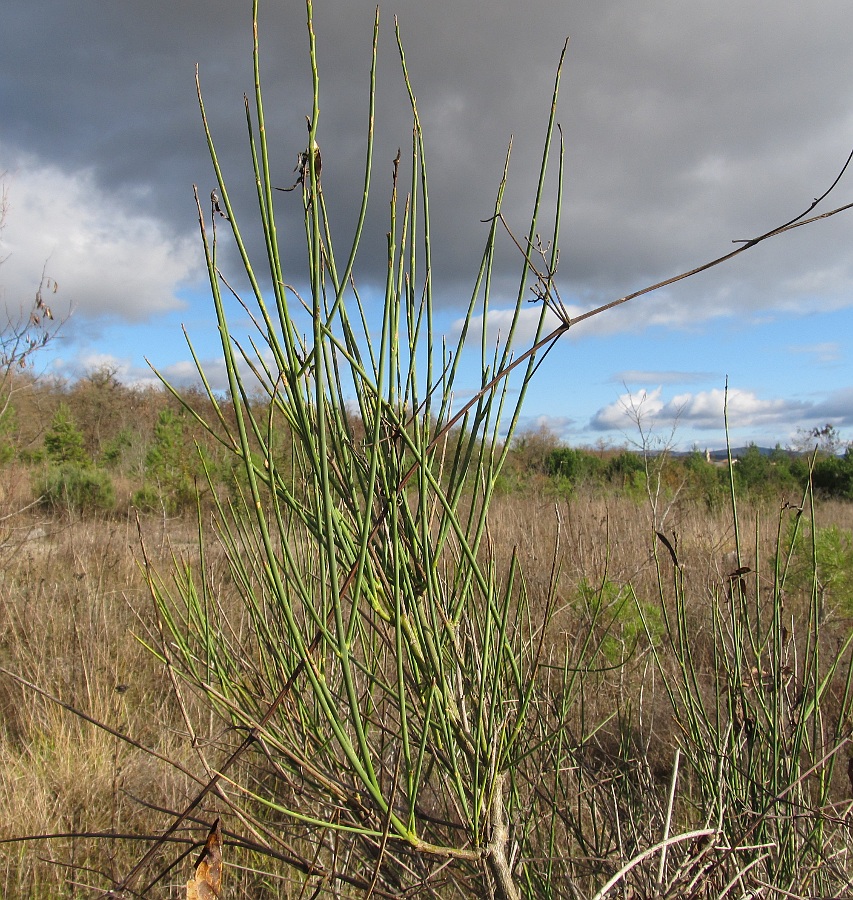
{"left": 2, "top": 0, "right": 853, "bottom": 450}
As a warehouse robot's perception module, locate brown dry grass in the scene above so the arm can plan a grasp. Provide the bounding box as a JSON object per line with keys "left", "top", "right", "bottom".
{"left": 1, "top": 471, "right": 852, "bottom": 898}
{"left": 0, "top": 479, "right": 209, "bottom": 897}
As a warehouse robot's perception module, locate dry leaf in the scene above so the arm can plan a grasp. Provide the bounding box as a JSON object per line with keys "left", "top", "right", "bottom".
{"left": 186, "top": 818, "right": 223, "bottom": 900}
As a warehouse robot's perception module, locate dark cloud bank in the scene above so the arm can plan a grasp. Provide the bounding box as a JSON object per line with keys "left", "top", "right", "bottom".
{"left": 4, "top": 0, "right": 853, "bottom": 325}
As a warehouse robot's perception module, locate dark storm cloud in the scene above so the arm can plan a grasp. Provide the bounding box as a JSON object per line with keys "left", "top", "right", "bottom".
{"left": 3, "top": 1, "right": 853, "bottom": 321}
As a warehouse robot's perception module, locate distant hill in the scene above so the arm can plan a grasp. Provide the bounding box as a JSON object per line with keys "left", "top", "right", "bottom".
{"left": 683, "top": 447, "right": 785, "bottom": 462}
{"left": 662, "top": 446, "right": 818, "bottom": 462}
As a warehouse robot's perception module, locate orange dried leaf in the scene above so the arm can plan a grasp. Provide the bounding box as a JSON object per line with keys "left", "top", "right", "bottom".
{"left": 186, "top": 818, "right": 223, "bottom": 900}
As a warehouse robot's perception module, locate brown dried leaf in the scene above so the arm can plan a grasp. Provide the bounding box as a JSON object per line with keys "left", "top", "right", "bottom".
{"left": 186, "top": 818, "right": 223, "bottom": 900}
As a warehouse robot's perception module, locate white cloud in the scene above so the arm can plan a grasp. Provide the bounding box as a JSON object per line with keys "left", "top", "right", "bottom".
{"left": 592, "top": 386, "right": 805, "bottom": 433}
{"left": 592, "top": 387, "right": 665, "bottom": 432}
{"left": 0, "top": 149, "right": 199, "bottom": 323}
{"left": 677, "top": 389, "right": 805, "bottom": 429}
{"left": 449, "top": 305, "right": 567, "bottom": 349}
{"left": 49, "top": 351, "right": 164, "bottom": 389}
{"left": 157, "top": 351, "right": 279, "bottom": 396}
{"left": 47, "top": 349, "right": 256, "bottom": 395}
{"left": 512, "top": 413, "right": 578, "bottom": 442}
{"left": 157, "top": 357, "right": 225, "bottom": 391}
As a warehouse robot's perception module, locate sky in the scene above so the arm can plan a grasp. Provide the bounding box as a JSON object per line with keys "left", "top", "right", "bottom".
{"left": 2, "top": 1, "right": 853, "bottom": 451}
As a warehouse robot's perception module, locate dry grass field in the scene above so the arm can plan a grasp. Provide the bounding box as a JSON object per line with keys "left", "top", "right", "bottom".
{"left": 2, "top": 461, "right": 853, "bottom": 897}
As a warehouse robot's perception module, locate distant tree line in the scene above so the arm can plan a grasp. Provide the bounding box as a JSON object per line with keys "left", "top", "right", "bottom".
{"left": 1, "top": 367, "right": 247, "bottom": 516}
{"left": 1, "top": 370, "right": 850, "bottom": 516}
{"left": 499, "top": 424, "right": 853, "bottom": 506}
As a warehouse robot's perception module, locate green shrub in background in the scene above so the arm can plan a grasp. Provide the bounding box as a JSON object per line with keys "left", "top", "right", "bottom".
{"left": 811, "top": 448, "right": 853, "bottom": 500}
{"left": 35, "top": 404, "right": 117, "bottom": 514}
{"left": 509, "top": 425, "right": 560, "bottom": 475}
{"left": 130, "top": 483, "right": 164, "bottom": 515}
{"left": 604, "top": 448, "right": 646, "bottom": 489}
{"left": 100, "top": 426, "right": 135, "bottom": 469}
{"left": 547, "top": 445, "right": 604, "bottom": 486}
{"left": 43, "top": 403, "right": 90, "bottom": 466}
{"left": 134, "top": 408, "right": 198, "bottom": 514}
{"left": 733, "top": 443, "right": 800, "bottom": 501}
{"left": 0, "top": 404, "right": 17, "bottom": 464}
{"left": 786, "top": 520, "right": 853, "bottom": 619}
{"left": 37, "top": 462, "right": 115, "bottom": 515}
{"left": 573, "top": 577, "right": 663, "bottom": 664}
{"left": 680, "top": 450, "right": 728, "bottom": 508}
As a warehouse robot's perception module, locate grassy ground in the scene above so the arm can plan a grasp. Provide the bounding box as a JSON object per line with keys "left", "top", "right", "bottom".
{"left": 2, "top": 470, "right": 853, "bottom": 897}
